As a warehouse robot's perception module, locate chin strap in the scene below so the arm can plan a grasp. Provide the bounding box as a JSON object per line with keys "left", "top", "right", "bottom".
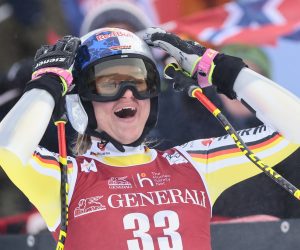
{"left": 86, "top": 128, "right": 149, "bottom": 152}
{"left": 86, "top": 129, "right": 126, "bottom": 152}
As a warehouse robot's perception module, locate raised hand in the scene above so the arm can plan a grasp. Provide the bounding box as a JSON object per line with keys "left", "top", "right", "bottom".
{"left": 144, "top": 28, "right": 247, "bottom": 99}
{"left": 32, "top": 35, "right": 81, "bottom": 95}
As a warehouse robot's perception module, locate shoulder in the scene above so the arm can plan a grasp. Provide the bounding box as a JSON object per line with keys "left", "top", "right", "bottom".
{"left": 32, "top": 145, "right": 77, "bottom": 171}
{"left": 33, "top": 146, "right": 60, "bottom": 164}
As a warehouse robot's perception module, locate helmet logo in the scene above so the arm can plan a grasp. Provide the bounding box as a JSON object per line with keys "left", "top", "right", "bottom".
{"left": 96, "top": 31, "right": 133, "bottom": 41}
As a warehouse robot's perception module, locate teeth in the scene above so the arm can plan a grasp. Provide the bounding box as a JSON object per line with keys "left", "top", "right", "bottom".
{"left": 115, "top": 107, "right": 136, "bottom": 112}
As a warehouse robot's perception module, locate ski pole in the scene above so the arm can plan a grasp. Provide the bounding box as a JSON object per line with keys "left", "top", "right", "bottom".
{"left": 189, "top": 86, "right": 300, "bottom": 201}
{"left": 54, "top": 114, "right": 69, "bottom": 250}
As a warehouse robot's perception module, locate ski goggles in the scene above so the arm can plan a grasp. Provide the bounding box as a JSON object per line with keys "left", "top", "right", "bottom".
{"left": 78, "top": 57, "right": 160, "bottom": 102}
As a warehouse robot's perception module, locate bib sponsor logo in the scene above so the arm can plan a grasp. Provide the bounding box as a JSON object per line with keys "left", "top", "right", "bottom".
{"left": 74, "top": 188, "right": 207, "bottom": 218}
{"left": 136, "top": 173, "right": 154, "bottom": 187}
{"left": 107, "top": 172, "right": 171, "bottom": 189}
{"left": 108, "top": 176, "right": 132, "bottom": 189}
{"left": 74, "top": 196, "right": 106, "bottom": 217}
{"left": 108, "top": 188, "right": 207, "bottom": 209}
{"left": 136, "top": 172, "right": 171, "bottom": 187}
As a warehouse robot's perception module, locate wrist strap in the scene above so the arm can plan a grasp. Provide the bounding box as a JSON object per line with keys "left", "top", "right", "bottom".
{"left": 194, "top": 49, "right": 218, "bottom": 88}
{"left": 32, "top": 67, "right": 73, "bottom": 95}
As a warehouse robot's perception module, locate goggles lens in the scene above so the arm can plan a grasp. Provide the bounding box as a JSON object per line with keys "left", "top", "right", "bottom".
{"left": 80, "top": 58, "right": 160, "bottom": 101}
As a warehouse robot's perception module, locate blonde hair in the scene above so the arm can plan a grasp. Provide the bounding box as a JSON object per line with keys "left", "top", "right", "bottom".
{"left": 72, "top": 134, "right": 92, "bottom": 156}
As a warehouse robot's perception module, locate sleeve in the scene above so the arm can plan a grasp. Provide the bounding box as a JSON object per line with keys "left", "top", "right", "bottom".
{"left": 0, "top": 88, "right": 79, "bottom": 230}
{"left": 234, "top": 68, "right": 300, "bottom": 144}
{"left": 0, "top": 144, "right": 78, "bottom": 231}
{"left": 181, "top": 125, "right": 299, "bottom": 206}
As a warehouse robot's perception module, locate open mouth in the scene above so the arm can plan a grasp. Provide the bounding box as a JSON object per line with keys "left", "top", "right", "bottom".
{"left": 114, "top": 107, "right": 137, "bottom": 118}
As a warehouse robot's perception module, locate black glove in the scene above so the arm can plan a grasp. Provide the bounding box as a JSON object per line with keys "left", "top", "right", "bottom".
{"left": 25, "top": 35, "right": 81, "bottom": 121}
{"left": 25, "top": 35, "right": 81, "bottom": 101}
{"left": 144, "top": 27, "right": 247, "bottom": 99}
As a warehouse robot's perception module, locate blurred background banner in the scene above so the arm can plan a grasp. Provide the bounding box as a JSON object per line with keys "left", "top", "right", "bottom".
{"left": 60, "top": 0, "right": 230, "bottom": 35}
{"left": 60, "top": 0, "right": 300, "bottom": 45}
{"left": 163, "top": 0, "right": 300, "bottom": 46}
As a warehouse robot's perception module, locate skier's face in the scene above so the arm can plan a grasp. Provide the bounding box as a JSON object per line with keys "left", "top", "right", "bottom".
{"left": 92, "top": 65, "right": 150, "bottom": 144}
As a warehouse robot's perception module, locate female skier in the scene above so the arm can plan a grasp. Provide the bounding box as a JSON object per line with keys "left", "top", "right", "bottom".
{"left": 0, "top": 27, "right": 299, "bottom": 250}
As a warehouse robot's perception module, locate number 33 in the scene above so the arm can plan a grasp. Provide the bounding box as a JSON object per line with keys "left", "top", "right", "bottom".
{"left": 123, "top": 210, "right": 183, "bottom": 250}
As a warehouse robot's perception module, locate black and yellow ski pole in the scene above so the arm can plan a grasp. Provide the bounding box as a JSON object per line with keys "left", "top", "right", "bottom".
{"left": 54, "top": 114, "right": 69, "bottom": 250}
{"left": 189, "top": 86, "right": 300, "bottom": 200}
